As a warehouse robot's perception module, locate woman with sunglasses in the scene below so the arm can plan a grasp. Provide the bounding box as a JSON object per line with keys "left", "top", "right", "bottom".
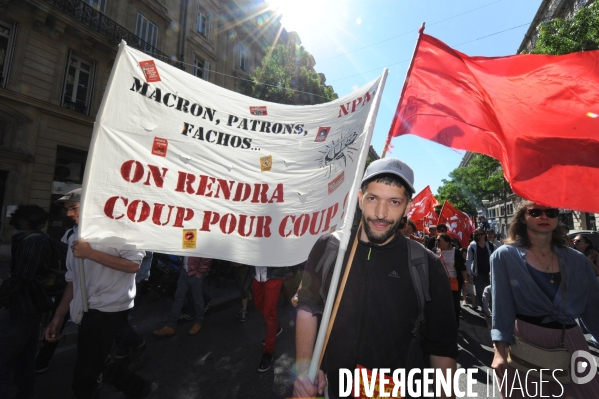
{"left": 573, "top": 235, "right": 599, "bottom": 275}
{"left": 436, "top": 233, "right": 467, "bottom": 327}
{"left": 490, "top": 201, "right": 599, "bottom": 397}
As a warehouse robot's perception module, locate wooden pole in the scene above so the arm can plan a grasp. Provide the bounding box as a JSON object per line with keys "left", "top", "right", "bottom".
{"left": 318, "top": 226, "right": 360, "bottom": 367}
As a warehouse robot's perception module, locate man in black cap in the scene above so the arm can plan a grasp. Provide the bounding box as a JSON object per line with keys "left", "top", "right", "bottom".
{"left": 44, "top": 188, "right": 152, "bottom": 398}
{"left": 293, "top": 158, "right": 458, "bottom": 398}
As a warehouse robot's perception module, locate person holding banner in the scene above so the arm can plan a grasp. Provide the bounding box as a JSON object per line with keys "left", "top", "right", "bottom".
{"left": 293, "top": 158, "right": 458, "bottom": 398}
{"left": 44, "top": 189, "right": 152, "bottom": 399}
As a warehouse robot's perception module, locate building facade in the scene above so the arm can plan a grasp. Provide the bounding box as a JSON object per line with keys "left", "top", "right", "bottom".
{"left": 0, "top": 0, "right": 307, "bottom": 257}
{"left": 518, "top": 0, "right": 594, "bottom": 53}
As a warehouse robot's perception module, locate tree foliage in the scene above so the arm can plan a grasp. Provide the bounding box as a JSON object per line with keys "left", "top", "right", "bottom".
{"left": 241, "top": 42, "right": 337, "bottom": 105}
{"left": 532, "top": 1, "right": 599, "bottom": 55}
{"left": 436, "top": 154, "right": 506, "bottom": 216}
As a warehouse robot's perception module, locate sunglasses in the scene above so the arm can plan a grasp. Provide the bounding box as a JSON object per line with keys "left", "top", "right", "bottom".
{"left": 527, "top": 208, "right": 559, "bottom": 218}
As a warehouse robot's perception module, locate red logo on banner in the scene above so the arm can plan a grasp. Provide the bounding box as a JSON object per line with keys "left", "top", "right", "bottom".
{"left": 139, "top": 60, "right": 161, "bottom": 82}
{"left": 250, "top": 106, "right": 267, "bottom": 116}
{"left": 152, "top": 137, "right": 168, "bottom": 157}
{"left": 328, "top": 172, "right": 345, "bottom": 194}
{"left": 407, "top": 186, "right": 439, "bottom": 232}
{"left": 315, "top": 126, "right": 331, "bottom": 142}
{"left": 438, "top": 200, "right": 474, "bottom": 248}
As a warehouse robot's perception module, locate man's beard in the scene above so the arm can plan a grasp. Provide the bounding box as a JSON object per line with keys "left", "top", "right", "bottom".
{"left": 363, "top": 215, "right": 402, "bottom": 244}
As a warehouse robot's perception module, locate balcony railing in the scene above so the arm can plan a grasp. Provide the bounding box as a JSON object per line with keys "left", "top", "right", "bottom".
{"left": 44, "top": 0, "right": 179, "bottom": 67}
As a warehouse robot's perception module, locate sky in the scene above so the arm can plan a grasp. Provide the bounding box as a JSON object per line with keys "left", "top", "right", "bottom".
{"left": 264, "top": 0, "right": 541, "bottom": 196}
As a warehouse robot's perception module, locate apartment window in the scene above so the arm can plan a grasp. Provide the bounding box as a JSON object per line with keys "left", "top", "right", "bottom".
{"left": 239, "top": 44, "right": 249, "bottom": 72}
{"left": 196, "top": 7, "right": 211, "bottom": 39}
{"left": 54, "top": 146, "right": 87, "bottom": 184}
{"left": 194, "top": 57, "right": 210, "bottom": 81}
{"left": 507, "top": 203, "right": 514, "bottom": 216}
{"left": 62, "top": 53, "right": 95, "bottom": 115}
{"left": 0, "top": 21, "right": 17, "bottom": 88}
{"left": 0, "top": 120, "right": 8, "bottom": 148}
{"left": 135, "top": 13, "right": 158, "bottom": 52}
{"left": 85, "top": 0, "right": 107, "bottom": 13}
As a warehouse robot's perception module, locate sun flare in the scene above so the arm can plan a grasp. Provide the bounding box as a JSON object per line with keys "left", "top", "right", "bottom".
{"left": 265, "top": 0, "right": 326, "bottom": 33}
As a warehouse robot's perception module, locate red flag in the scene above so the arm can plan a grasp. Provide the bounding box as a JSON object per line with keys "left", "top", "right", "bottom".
{"left": 438, "top": 201, "right": 473, "bottom": 248}
{"left": 389, "top": 33, "right": 599, "bottom": 213}
{"left": 407, "top": 186, "right": 439, "bottom": 232}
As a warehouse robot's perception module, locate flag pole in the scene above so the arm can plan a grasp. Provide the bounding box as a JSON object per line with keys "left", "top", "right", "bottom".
{"left": 382, "top": 22, "right": 426, "bottom": 158}
{"left": 315, "top": 77, "right": 398, "bottom": 371}
{"left": 308, "top": 69, "right": 389, "bottom": 383}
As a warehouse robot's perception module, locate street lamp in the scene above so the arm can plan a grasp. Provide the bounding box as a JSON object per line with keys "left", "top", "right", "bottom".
{"left": 482, "top": 200, "right": 490, "bottom": 218}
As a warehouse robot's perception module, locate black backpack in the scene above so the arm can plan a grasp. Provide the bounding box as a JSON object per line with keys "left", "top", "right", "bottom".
{"left": 316, "top": 234, "right": 431, "bottom": 333}
{"left": 12, "top": 230, "right": 73, "bottom": 296}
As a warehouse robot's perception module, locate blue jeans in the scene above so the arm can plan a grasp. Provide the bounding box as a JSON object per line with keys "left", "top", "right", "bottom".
{"left": 0, "top": 308, "right": 41, "bottom": 399}
{"left": 473, "top": 273, "right": 490, "bottom": 308}
{"left": 136, "top": 251, "right": 154, "bottom": 283}
{"left": 167, "top": 272, "right": 205, "bottom": 328}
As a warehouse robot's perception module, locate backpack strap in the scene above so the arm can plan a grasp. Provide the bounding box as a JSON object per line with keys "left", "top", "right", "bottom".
{"left": 317, "top": 235, "right": 340, "bottom": 302}
{"left": 406, "top": 239, "right": 431, "bottom": 334}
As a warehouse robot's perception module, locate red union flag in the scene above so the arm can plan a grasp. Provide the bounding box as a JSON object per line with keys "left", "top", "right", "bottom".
{"left": 388, "top": 32, "right": 599, "bottom": 213}
{"left": 438, "top": 201, "right": 473, "bottom": 248}
{"left": 407, "top": 186, "right": 439, "bottom": 232}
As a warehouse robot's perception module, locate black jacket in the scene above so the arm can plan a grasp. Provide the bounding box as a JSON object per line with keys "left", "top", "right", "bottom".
{"left": 297, "top": 229, "right": 458, "bottom": 399}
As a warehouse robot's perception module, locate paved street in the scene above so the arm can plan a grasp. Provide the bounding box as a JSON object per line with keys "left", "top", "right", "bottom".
{"left": 24, "top": 278, "right": 298, "bottom": 399}
{"left": 10, "top": 279, "right": 599, "bottom": 399}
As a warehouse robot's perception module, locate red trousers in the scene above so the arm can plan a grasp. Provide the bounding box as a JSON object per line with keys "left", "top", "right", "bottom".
{"left": 252, "top": 278, "right": 283, "bottom": 354}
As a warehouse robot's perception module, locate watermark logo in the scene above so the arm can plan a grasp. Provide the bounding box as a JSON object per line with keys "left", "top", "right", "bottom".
{"left": 571, "top": 350, "right": 598, "bottom": 385}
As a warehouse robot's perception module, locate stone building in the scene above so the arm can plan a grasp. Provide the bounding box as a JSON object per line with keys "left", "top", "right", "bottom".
{"left": 0, "top": 0, "right": 304, "bottom": 256}
{"left": 518, "top": 0, "right": 594, "bottom": 53}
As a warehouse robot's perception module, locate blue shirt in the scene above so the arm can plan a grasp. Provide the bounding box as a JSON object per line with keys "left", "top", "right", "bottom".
{"left": 491, "top": 244, "right": 599, "bottom": 344}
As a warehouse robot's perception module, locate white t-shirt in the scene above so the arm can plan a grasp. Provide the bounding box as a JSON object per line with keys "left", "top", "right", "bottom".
{"left": 440, "top": 249, "right": 457, "bottom": 278}
{"left": 254, "top": 266, "right": 268, "bottom": 282}
{"left": 63, "top": 226, "right": 145, "bottom": 324}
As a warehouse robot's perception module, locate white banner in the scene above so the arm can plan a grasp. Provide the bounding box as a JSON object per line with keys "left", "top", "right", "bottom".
{"left": 79, "top": 43, "right": 385, "bottom": 266}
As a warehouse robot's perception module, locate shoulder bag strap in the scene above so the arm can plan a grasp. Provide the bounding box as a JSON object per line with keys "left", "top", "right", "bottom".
{"left": 559, "top": 255, "right": 566, "bottom": 348}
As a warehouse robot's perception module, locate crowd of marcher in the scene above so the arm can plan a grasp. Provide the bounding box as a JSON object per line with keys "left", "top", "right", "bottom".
{"left": 1, "top": 157, "right": 599, "bottom": 399}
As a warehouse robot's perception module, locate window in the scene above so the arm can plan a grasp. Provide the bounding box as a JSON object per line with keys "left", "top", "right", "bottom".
{"left": 0, "top": 120, "right": 8, "bottom": 148}
{"left": 135, "top": 13, "right": 158, "bottom": 53}
{"left": 239, "top": 44, "right": 249, "bottom": 72}
{"left": 62, "top": 53, "right": 95, "bottom": 115}
{"left": 196, "top": 7, "right": 211, "bottom": 39}
{"left": 194, "top": 57, "right": 210, "bottom": 81}
{"left": 0, "top": 21, "right": 17, "bottom": 88}
{"left": 507, "top": 203, "right": 514, "bottom": 216}
{"left": 53, "top": 146, "right": 87, "bottom": 184}
{"left": 85, "top": 0, "right": 107, "bottom": 13}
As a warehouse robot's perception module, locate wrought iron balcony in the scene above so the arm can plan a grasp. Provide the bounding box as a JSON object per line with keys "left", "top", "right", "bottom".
{"left": 44, "top": 0, "right": 179, "bottom": 67}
